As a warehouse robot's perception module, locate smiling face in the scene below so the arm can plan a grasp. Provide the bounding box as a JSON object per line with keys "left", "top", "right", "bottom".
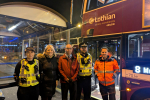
{"left": 101, "top": 48, "right": 108, "bottom": 59}
{"left": 45, "top": 47, "right": 54, "bottom": 57}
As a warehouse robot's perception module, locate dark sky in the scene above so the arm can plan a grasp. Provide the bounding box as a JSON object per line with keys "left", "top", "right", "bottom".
{"left": 0, "top": 0, "right": 83, "bottom": 27}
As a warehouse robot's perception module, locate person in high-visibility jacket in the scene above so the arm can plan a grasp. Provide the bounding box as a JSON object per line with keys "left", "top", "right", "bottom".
{"left": 76, "top": 42, "right": 92, "bottom": 100}
{"left": 94, "top": 47, "right": 119, "bottom": 100}
{"left": 14, "top": 47, "right": 40, "bottom": 100}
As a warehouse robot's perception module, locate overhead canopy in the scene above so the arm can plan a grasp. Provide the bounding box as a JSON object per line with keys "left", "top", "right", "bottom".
{"left": 0, "top": 31, "right": 20, "bottom": 37}
{"left": 0, "top": 2, "right": 67, "bottom": 27}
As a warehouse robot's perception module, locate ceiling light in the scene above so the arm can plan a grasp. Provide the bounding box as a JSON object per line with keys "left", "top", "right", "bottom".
{"left": 8, "top": 21, "right": 24, "bottom": 31}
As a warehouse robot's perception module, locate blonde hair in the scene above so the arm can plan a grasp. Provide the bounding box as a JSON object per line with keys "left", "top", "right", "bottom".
{"left": 43, "top": 45, "right": 56, "bottom": 57}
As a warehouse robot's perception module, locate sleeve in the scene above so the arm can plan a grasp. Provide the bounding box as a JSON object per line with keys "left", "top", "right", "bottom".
{"left": 71, "top": 59, "right": 79, "bottom": 81}
{"left": 14, "top": 60, "right": 21, "bottom": 76}
{"left": 94, "top": 60, "right": 98, "bottom": 75}
{"left": 38, "top": 59, "right": 43, "bottom": 75}
{"left": 56, "top": 58, "right": 59, "bottom": 80}
{"left": 58, "top": 57, "right": 68, "bottom": 81}
{"left": 113, "top": 59, "right": 120, "bottom": 73}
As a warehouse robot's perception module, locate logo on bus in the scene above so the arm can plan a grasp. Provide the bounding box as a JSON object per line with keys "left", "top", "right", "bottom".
{"left": 89, "top": 18, "right": 95, "bottom": 24}
{"left": 88, "top": 14, "right": 116, "bottom": 25}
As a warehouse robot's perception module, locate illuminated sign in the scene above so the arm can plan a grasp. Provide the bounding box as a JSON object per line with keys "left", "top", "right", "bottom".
{"left": 134, "top": 65, "right": 150, "bottom": 74}
{"left": 89, "top": 14, "right": 115, "bottom": 24}
{"left": 0, "top": 45, "right": 17, "bottom": 46}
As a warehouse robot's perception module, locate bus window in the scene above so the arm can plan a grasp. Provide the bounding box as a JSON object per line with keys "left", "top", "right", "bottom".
{"left": 128, "top": 32, "right": 150, "bottom": 58}
{"left": 86, "top": 0, "right": 121, "bottom": 11}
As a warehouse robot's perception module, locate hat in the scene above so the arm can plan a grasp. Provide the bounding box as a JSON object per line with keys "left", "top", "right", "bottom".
{"left": 79, "top": 42, "right": 88, "bottom": 48}
{"left": 25, "top": 47, "right": 35, "bottom": 53}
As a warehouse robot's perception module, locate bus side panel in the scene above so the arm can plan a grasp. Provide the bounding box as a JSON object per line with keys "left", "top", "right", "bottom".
{"left": 82, "top": 0, "right": 148, "bottom": 37}
{"left": 122, "top": 0, "right": 143, "bottom": 32}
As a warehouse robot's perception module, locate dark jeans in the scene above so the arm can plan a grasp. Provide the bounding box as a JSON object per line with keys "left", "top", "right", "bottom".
{"left": 99, "top": 83, "right": 116, "bottom": 100}
{"left": 41, "top": 96, "right": 52, "bottom": 100}
{"left": 61, "top": 81, "right": 77, "bottom": 100}
{"left": 17, "top": 85, "right": 39, "bottom": 100}
{"left": 77, "top": 76, "right": 91, "bottom": 100}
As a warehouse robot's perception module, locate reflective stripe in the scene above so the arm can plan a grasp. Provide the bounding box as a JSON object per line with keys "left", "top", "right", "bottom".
{"left": 20, "top": 60, "right": 25, "bottom": 77}
{"left": 80, "top": 67, "right": 92, "bottom": 70}
{"left": 79, "top": 72, "right": 92, "bottom": 75}
{"left": 32, "top": 80, "right": 38, "bottom": 83}
{"left": 99, "top": 80, "right": 115, "bottom": 84}
{"left": 27, "top": 81, "right": 30, "bottom": 84}
{"left": 98, "top": 71, "right": 114, "bottom": 73}
{"left": 35, "top": 59, "right": 39, "bottom": 75}
{"left": 114, "top": 69, "right": 119, "bottom": 72}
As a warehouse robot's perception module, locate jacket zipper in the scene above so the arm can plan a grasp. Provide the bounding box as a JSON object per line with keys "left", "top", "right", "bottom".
{"left": 104, "top": 61, "right": 106, "bottom": 86}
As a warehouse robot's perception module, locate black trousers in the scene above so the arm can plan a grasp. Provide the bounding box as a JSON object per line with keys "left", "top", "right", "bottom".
{"left": 41, "top": 96, "right": 52, "bottom": 100}
{"left": 99, "top": 83, "right": 116, "bottom": 100}
{"left": 61, "top": 81, "right": 77, "bottom": 100}
{"left": 17, "top": 85, "right": 39, "bottom": 100}
{"left": 77, "top": 76, "right": 91, "bottom": 100}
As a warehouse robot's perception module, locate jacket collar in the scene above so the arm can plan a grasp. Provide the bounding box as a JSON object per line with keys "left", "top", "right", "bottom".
{"left": 80, "top": 52, "right": 88, "bottom": 57}
{"left": 62, "top": 54, "right": 76, "bottom": 59}
{"left": 99, "top": 55, "right": 113, "bottom": 61}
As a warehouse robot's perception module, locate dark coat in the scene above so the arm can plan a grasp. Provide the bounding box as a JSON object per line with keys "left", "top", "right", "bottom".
{"left": 37, "top": 53, "right": 59, "bottom": 97}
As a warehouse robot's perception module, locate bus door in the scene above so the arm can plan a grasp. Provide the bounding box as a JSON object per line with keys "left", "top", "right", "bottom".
{"left": 86, "top": 36, "right": 121, "bottom": 100}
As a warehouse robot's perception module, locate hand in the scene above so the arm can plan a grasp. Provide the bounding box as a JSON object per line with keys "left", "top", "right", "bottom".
{"left": 66, "top": 78, "right": 69, "bottom": 83}
{"left": 68, "top": 77, "right": 73, "bottom": 82}
{"left": 113, "top": 73, "right": 117, "bottom": 78}
{"left": 56, "top": 80, "right": 58, "bottom": 86}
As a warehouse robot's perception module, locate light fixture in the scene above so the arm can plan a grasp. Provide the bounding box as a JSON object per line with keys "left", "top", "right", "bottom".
{"left": 8, "top": 21, "right": 24, "bottom": 31}
{"left": 77, "top": 24, "right": 81, "bottom": 27}
{"left": 126, "top": 88, "right": 131, "bottom": 92}
{"left": 26, "top": 31, "right": 29, "bottom": 33}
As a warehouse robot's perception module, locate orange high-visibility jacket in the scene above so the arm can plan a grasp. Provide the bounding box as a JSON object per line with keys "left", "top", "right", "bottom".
{"left": 94, "top": 56, "right": 119, "bottom": 86}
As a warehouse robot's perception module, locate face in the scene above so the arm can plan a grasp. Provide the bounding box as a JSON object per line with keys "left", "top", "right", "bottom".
{"left": 45, "top": 47, "right": 54, "bottom": 57}
{"left": 65, "top": 44, "right": 73, "bottom": 55}
{"left": 26, "top": 51, "right": 35, "bottom": 60}
{"left": 80, "top": 46, "right": 87, "bottom": 54}
{"left": 101, "top": 49, "right": 108, "bottom": 58}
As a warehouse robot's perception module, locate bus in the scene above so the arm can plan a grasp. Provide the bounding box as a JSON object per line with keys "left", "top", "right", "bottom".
{"left": 81, "top": 0, "right": 150, "bottom": 100}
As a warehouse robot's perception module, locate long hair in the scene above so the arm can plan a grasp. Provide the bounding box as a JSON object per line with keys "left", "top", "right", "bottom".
{"left": 43, "top": 45, "right": 56, "bottom": 57}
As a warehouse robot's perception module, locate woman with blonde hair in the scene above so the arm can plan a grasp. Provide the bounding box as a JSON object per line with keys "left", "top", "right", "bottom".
{"left": 37, "top": 45, "right": 59, "bottom": 100}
